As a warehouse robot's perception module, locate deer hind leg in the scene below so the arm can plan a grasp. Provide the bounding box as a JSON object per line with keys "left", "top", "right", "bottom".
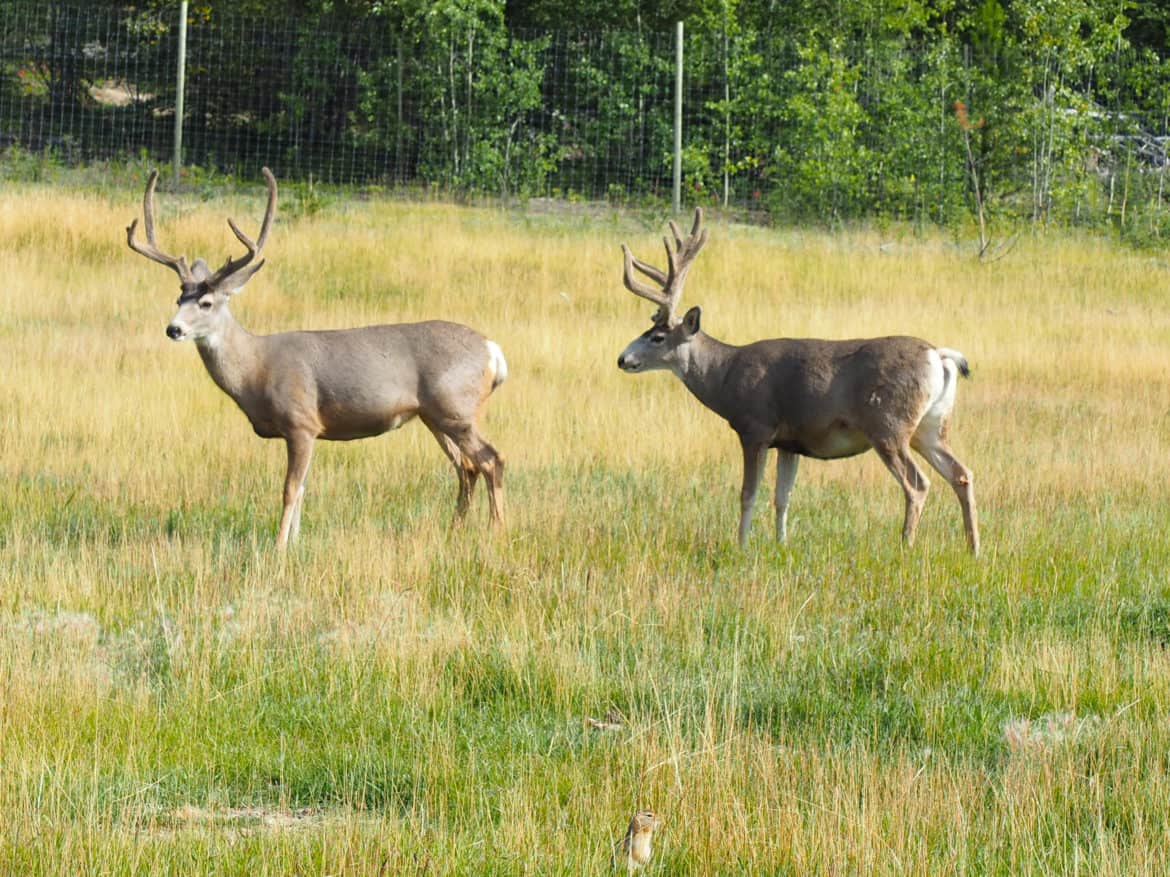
{"left": 873, "top": 441, "right": 930, "bottom": 546}
{"left": 738, "top": 439, "right": 768, "bottom": 547}
{"left": 277, "top": 432, "right": 316, "bottom": 550}
{"left": 424, "top": 420, "right": 479, "bottom": 522}
{"left": 774, "top": 450, "right": 799, "bottom": 543}
{"left": 912, "top": 428, "right": 979, "bottom": 557}
{"left": 449, "top": 426, "right": 505, "bottom": 528}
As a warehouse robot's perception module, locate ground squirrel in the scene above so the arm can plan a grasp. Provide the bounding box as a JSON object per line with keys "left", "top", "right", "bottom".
{"left": 616, "top": 809, "right": 661, "bottom": 872}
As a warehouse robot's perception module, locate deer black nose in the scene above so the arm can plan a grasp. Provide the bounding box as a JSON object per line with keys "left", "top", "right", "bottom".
{"left": 617, "top": 355, "right": 626, "bottom": 368}
{"left": 166, "top": 324, "right": 182, "bottom": 339}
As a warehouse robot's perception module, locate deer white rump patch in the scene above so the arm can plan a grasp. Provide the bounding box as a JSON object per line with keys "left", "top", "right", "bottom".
{"left": 916, "top": 348, "right": 961, "bottom": 440}
{"left": 485, "top": 340, "right": 508, "bottom": 390}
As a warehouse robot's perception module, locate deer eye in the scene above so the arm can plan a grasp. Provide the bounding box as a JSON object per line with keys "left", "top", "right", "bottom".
{"left": 650, "top": 333, "right": 666, "bottom": 344}
{"left": 198, "top": 298, "right": 214, "bottom": 310}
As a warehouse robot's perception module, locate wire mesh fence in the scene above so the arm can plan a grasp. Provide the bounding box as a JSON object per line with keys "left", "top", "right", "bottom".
{"left": 0, "top": 5, "right": 690, "bottom": 195}
{"left": 2, "top": 2, "right": 1168, "bottom": 233}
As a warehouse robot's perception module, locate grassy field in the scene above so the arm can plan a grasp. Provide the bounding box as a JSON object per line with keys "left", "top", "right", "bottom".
{"left": 1, "top": 176, "right": 1169, "bottom": 875}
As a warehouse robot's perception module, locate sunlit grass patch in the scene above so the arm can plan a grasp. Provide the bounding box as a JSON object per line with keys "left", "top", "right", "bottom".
{"left": 1, "top": 181, "right": 1169, "bottom": 873}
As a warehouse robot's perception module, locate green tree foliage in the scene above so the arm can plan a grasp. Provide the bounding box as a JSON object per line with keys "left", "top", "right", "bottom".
{"left": 1, "top": 0, "right": 1167, "bottom": 236}
{"left": 397, "top": 0, "right": 554, "bottom": 193}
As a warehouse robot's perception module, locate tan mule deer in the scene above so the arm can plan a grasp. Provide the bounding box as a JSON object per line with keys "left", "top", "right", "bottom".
{"left": 616, "top": 210, "right": 978, "bottom": 555}
{"left": 128, "top": 168, "right": 507, "bottom": 548}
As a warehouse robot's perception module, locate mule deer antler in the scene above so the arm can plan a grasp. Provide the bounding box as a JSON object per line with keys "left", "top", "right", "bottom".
{"left": 621, "top": 208, "right": 708, "bottom": 325}
{"left": 126, "top": 170, "right": 193, "bottom": 282}
{"left": 205, "top": 167, "right": 277, "bottom": 288}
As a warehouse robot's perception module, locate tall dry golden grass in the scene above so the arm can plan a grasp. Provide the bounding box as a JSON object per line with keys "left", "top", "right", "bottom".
{"left": 3, "top": 186, "right": 1167, "bottom": 515}
{"left": 2, "top": 180, "right": 1170, "bottom": 874}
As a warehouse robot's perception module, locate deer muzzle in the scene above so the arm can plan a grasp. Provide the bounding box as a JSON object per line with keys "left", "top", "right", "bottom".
{"left": 617, "top": 347, "right": 646, "bottom": 372}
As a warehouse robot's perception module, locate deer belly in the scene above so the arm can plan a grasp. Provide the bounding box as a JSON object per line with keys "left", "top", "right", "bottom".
{"left": 319, "top": 406, "right": 417, "bottom": 440}
{"left": 775, "top": 425, "right": 871, "bottom": 460}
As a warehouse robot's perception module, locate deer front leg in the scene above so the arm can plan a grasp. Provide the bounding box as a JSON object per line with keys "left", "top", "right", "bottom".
{"left": 277, "top": 432, "right": 315, "bottom": 549}
{"left": 738, "top": 439, "right": 768, "bottom": 547}
{"left": 289, "top": 468, "right": 310, "bottom": 542}
{"left": 774, "top": 451, "right": 799, "bottom": 543}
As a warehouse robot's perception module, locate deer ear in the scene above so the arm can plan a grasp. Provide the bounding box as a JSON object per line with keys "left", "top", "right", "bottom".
{"left": 189, "top": 259, "right": 212, "bottom": 282}
{"left": 681, "top": 306, "right": 702, "bottom": 336}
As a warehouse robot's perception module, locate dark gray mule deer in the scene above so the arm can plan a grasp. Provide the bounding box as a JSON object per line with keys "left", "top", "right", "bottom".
{"left": 616, "top": 210, "right": 978, "bottom": 555}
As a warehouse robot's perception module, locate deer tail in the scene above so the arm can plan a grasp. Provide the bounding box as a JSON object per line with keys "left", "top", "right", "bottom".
{"left": 485, "top": 340, "right": 509, "bottom": 391}
{"left": 936, "top": 347, "right": 970, "bottom": 379}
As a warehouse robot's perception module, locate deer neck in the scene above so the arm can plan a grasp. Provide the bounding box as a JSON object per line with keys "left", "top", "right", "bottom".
{"left": 673, "top": 333, "right": 739, "bottom": 419}
{"left": 194, "top": 308, "right": 263, "bottom": 403}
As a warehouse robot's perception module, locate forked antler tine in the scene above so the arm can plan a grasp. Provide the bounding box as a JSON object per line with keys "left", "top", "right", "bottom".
{"left": 670, "top": 208, "right": 707, "bottom": 260}
{"left": 658, "top": 236, "right": 684, "bottom": 315}
{"left": 663, "top": 235, "right": 678, "bottom": 279}
{"left": 670, "top": 211, "right": 708, "bottom": 276}
{"left": 223, "top": 168, "right": 277, "bottom": 251}
{"left": 207, "top": 167, "right": 279, "bottom": 286}
{"left": 621, "top": 244, "right": 669, "bottom": 306}
{"left": 141, "top": 168, "right": 160, "bottom": 242}
{"left": 126, "top": 169, "right": 191, "bottom": 280}
{"left": 630, "top": 253, "right": 669, "bottom": 286}
{"left": 672, "top": 231, "right": 708, "bottom": 268}
{"left": 687, "top": 206, "right": 704, "bottom": 242}
{"left": 254, "top": 167, "right": 277, "bottom": 250}
{"left": 657, "top": 208, "right": 709, "bottom": 315}
{"left": 226, "top": 217, "right": 258, "bottom": 253}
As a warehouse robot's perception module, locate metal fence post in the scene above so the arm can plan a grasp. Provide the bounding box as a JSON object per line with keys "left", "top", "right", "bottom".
{"left": 722, "top": 20, "right": 730, "bottom": 208}
{"left": 673, "top": 20, "right": 683, "bottom": 214}
{"left": 173, "top": 0, "right": 188, "bottom": 186}
{"left": 396, "top": 36, "right": 404, "bottom": 183}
